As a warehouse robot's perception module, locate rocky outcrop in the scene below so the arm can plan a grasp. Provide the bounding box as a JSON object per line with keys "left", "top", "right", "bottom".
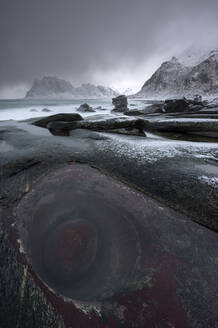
{"left": 135, "top": 49, "right": 218, "bottom": 99}
{"left": 33, "top": 115, "right": 147, "bottom": 137}
{"left": 33, "top": 113, "right": 83, "bottom": 128}
{"left": 77, "top": 103, "right": 95, "bottom": 112}
{"left": 125, "top": 98, "right": 205, "bottom": 116}
{"left": 112, "top": 95, "right": 128, "bottom": 112}
{"left": 162, "top": 98, "right": 204, "bottom": 113}
{"left": 25, "top": 77, "right": 119, "bottom": 99}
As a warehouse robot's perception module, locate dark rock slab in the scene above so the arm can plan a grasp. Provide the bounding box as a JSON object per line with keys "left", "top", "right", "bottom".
{"left": 1, "top": 163, "right": 218, "bottom": 327}
{"left": 41, "top": 116, "right": 148, "bottom": 136}
{"left": 147, "top": 118, "right": 218, "bottom": 136}
{"left": 77, "top": 117, "right": 147, "bottom": 131}
{"left": 1, "top": 121, "right": 218, "bottom": 326}
{"left": 33, "top": 113, "right": 83, "bottom": 128}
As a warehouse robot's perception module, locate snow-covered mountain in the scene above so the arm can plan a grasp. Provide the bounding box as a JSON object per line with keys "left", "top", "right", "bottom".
{"left": 135, "top": 49, "right": 218, "bottom": 99}
{"left": 25, "top": 77, "right": 119, "bottom": 99}
{"left": 122, "top": 88, "right": 135, "bottom": 96}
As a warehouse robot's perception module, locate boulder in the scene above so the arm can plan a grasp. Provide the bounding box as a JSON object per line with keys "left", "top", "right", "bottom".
{"left": 47, "top": 121, "right": 75, "bottom": 136}
{"left": 162, "top": 99, "right": 189, "bottom": 113}
{"left": 112, "top": 95, "right": 128, "bottom": 112}
{"left": 42, "top": 108, "right": 52, "bottom": 112}
{"left": 162, "top": 98, "right": 204, "bottom": 113}
{"left": 33, "top": 113, "right": 83, "bottom": 128}
{"left": 77, "top": 103, "right": 95, "bottom": 112}
{"left": 30, "top": 108, "right": 38, "bottom": 112}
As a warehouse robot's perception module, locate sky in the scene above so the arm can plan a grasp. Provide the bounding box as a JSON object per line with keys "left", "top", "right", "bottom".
{"left": 0, "top": 0, "right": 218, "bottom": 98}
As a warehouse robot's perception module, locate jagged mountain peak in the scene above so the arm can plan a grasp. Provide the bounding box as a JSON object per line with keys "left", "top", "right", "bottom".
{"left": 135, "top": 48, "right": 218, "bottom": 99}
{"left": 207, "top": 49, "right": 218, "bottom": 61}
{"left": 177, "top": 47, "right": 218, "bottom": 67}
{"left": 161, "top": 56, "right": 182, "bottom": 68}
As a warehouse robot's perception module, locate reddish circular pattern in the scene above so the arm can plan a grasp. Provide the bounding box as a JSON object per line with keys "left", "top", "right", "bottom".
{"left": 43, "top": 220, "right": 98, "bottom": 283}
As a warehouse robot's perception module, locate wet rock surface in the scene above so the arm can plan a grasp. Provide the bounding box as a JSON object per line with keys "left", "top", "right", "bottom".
{"left": 1, "top": 118, "right": 218, "bottom": 327}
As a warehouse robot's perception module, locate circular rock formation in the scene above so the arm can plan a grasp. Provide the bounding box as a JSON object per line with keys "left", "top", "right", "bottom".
{"left": 16, "top": 164, "right": 142, "bottom": 301}
{"left": 12, "top": 163, "right": 218, "bottom": 327}
{"left": 43, "top": 220, "right": 98, "bottom": 284}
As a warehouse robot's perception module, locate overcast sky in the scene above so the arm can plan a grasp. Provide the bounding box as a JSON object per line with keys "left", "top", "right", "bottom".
{"left": 0, "top": 0, "right": 218, "bottom": 97}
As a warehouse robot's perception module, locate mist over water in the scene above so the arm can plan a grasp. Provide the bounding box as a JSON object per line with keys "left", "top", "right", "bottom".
{"left": 0, "top": 98, "right": 147, "bottom": 121}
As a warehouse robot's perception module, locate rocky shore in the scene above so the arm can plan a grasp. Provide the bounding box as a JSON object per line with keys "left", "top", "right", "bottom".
{"left": 1, "top": 95, "right": 218, "bottom": 327}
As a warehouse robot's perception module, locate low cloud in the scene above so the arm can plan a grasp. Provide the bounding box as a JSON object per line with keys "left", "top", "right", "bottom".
{"left": 0, "top": 0, "right": 217, "bottom": 97}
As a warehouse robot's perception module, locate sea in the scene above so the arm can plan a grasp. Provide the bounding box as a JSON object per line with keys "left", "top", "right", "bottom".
{"left": 0, "top": 98, "right": 147, "bottom": 121}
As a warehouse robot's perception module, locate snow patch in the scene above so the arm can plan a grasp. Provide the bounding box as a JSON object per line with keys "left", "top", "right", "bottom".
{"left": 198, "top": 176, "right": 218, "bottom": 187}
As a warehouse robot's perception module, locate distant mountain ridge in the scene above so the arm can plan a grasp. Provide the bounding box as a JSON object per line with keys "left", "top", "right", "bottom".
{"left": 135, "top": 49, "right": 218, "bottom": 99}
{"left": 25, "top": 77, "right": 119, "bottom": 99}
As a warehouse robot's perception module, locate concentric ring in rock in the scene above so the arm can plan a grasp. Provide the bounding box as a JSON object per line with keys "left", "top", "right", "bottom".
{"left": 15, "top": 163, "right": 218, "bottom": 320}
{"left": 16, "top": 164, "right": 143, "bottom": 301}
{"left": 43, "top": 219, "right": 98, "bottom": 284}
